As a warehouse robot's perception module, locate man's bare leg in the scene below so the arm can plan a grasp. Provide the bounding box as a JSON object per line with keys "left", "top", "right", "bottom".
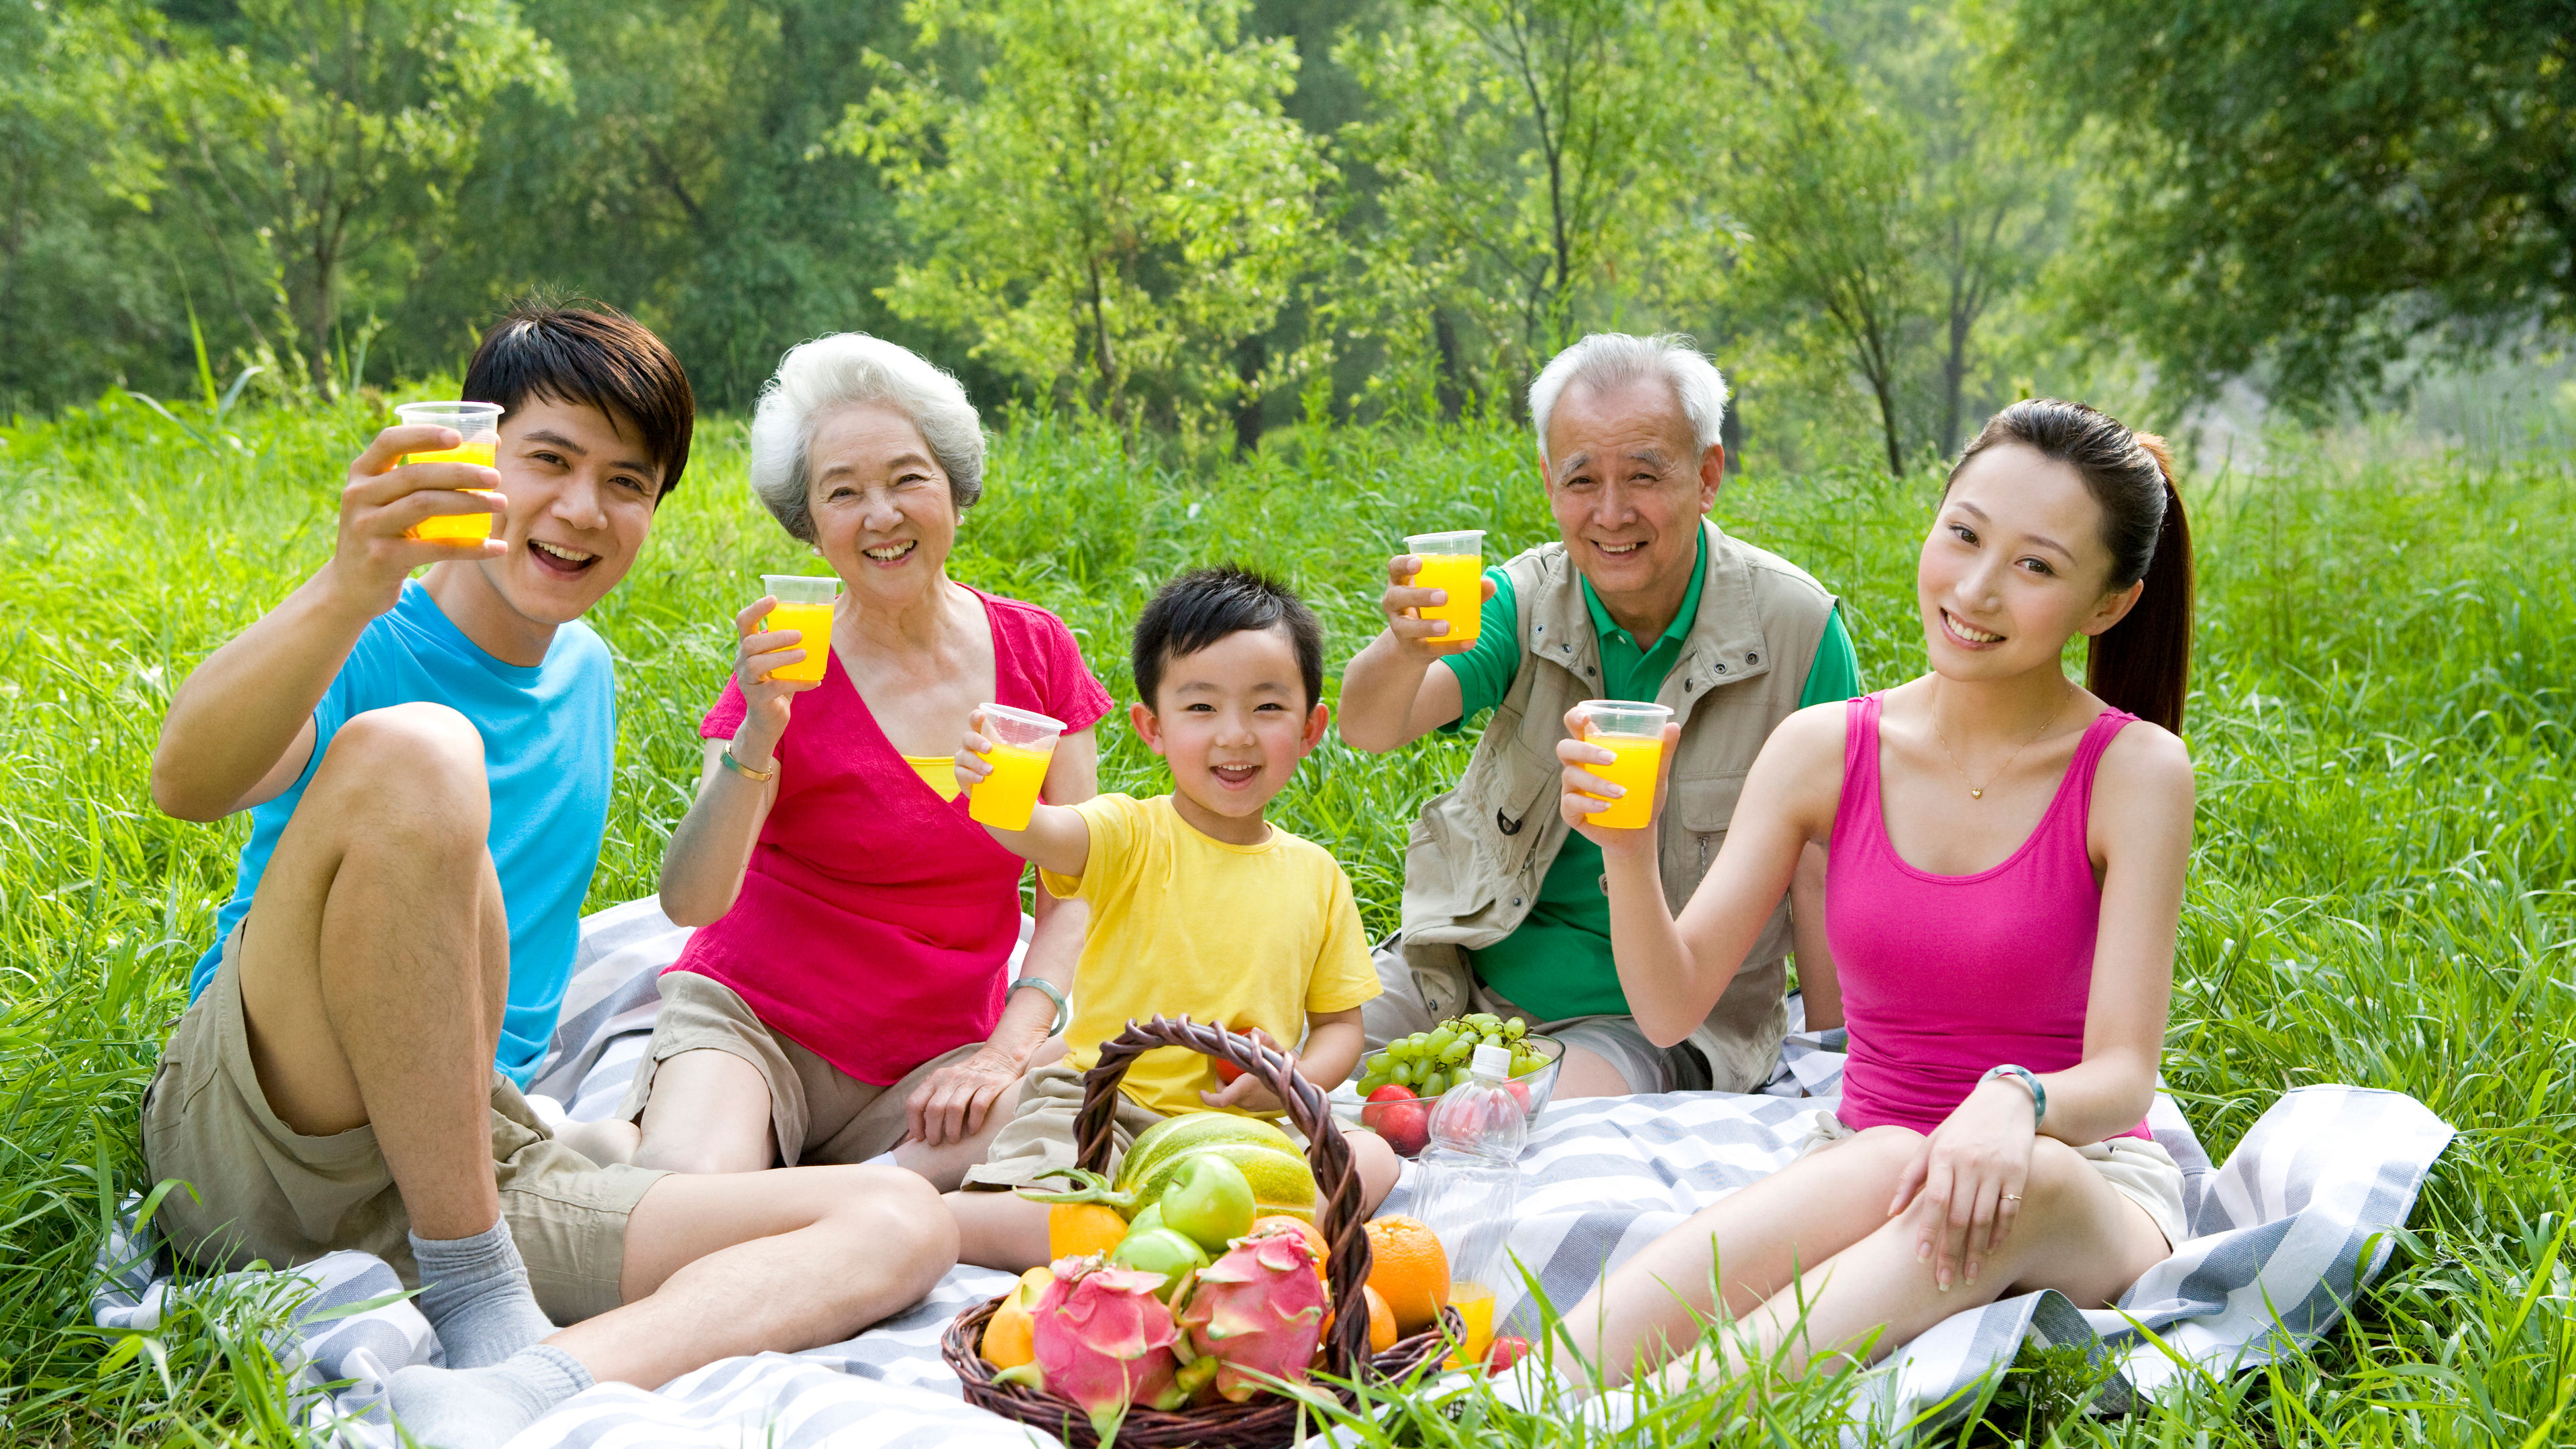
{"left": 549, "top": 1164, "right": 957, "bottom": 1385}
{"left": 234, "top": 702, "right": 512, "bottom": 1240}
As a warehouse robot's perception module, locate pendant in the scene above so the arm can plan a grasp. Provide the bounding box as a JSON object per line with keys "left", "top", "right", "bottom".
{"left": 1970, "top": 788, "right": 1984, "bottom": 799}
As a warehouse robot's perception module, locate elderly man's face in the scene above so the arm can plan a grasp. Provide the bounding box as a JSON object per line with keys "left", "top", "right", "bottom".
{"left": 1540, "top": 378, "right": 1721, "bottom": 608}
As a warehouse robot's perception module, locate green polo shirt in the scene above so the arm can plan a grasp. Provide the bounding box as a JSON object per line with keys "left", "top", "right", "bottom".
{"left": 1438, "top": 533, "right": 1861, "bottom": 1019}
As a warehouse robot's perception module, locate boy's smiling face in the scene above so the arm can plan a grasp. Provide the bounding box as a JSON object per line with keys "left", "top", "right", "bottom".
{"left": 1131, "top": 623, "right": 1330, "bottom": 845}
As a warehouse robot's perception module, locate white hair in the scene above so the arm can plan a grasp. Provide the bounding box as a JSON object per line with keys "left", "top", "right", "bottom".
{"left": 1526, "top": 333, "right": 1730, "bottom": 466}
{"left": 747, "top": 333, "right": 985, "bottom": 543}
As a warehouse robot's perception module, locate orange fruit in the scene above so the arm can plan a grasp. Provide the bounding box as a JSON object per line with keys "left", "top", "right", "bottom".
{"left": 1362, "top": 1215, "right": 1450, "bottom": 1334}
{"left": 1047, "top": 1202, "right": 1130, "bottom": 1261}
{"left": 1252, "top": 1214, "right": 1330, "bottom": 1283}
{"left": 1362, "top": 1285, "right": 1398, "bottom": 1354}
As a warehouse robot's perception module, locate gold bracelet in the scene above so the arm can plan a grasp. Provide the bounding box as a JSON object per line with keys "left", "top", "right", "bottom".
{"left": 718, "top": 746, "right": 777, "bottom": 784}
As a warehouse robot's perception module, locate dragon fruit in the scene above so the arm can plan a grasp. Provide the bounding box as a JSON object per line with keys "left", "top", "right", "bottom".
{"left": 997, "top": 1256, "right": 1184, "bottom": 1444}
{"left": 1173, "top": 1223, "right": 1328, "bottom": 1403}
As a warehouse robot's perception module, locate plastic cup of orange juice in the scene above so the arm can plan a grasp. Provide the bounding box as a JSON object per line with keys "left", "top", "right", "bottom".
{"left": 760, "top": 574, "right": 839, "bottom": 684}
{"left": 1404, "top": 529, "right": 1486, "bottom": 646}
{"left": 968, "top": 703, "right": 1067, "bottom": 831}
{"left": 396, "top": 401, "right": 505, "bottom": 544}
{"left": 1573, "top": 700, "right": 1674, "bottom": 829}
{"left": 1444, "top": 1280, "right": 1497, "bottom": 1368}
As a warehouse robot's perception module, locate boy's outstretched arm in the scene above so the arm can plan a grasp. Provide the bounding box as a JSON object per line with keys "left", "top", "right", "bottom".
{"left": 953, "top": 713, "right": 1090, "bottom": 879}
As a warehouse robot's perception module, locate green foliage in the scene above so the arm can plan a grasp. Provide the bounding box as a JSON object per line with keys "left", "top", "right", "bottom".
{"left": 1, "top": 394, "right": 2572, "bottom": 1441}
{"left": 847, "top": 0, "right": 1332, "bottom": 439}
{"left": 1332, "top": 0, "right": 1672, "bottom": 419}
{"left": 1999, "top": 0, "right": 2576, "bottom": 415}
{"left": 142, "top": 0, "right": 570, "bottom": 396}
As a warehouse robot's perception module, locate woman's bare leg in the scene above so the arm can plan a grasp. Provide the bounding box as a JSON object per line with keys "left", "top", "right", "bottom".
{"left": 945, "top": 1189, "right": 1053, "bottom": 1272}
{"left": 1564, "top": 1126, "right": 1923, "bottom": 1381}
{"left": 1603, "top": 1137, "right": 2171, "bottom": 1391}
{"left": 632, "top": 1050, "right": 775, "bottom": 1175}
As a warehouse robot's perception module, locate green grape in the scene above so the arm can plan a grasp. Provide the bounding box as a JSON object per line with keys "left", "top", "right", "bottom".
{"left": 1419, "top": 1069, "right": 1448, "bottom": 1097}
{"left": 1438, "top": 1038, "right": 1473, "bottom": 1065}
{"left": 1502, "top": 1020, "right": 1527, "bottom": 1040}
{"left": 1391, "top": 1060, "right": 1415, "bottom": 1085}
{"left": 1357, "top": 1075, "right": 1387, "bottom": 1097}
{"left": 1424, "top": 1027, "right": 1456, "bottom": 1055}
{"left": 1407, "top": 1032, "right": 1433, "bottom": 1054}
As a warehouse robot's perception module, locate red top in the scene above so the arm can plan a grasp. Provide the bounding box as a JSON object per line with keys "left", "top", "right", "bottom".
{"left": 1824, "top": 692, "right": 2151, "bottom": 1141}
{"left": 667, "top": 588, "right": 1112, "bottom": 1085}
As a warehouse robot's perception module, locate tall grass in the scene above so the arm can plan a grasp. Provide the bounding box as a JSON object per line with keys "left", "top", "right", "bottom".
{"left": 0, "top": 390, "right": 2568, "bottom": 1444}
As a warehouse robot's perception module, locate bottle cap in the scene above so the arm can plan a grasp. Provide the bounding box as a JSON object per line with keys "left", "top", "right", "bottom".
{"left": 1472, "top": 1042, "right": 1511, "bottom": 1080}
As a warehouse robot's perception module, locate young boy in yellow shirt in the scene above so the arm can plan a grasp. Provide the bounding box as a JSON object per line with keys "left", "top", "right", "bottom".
{"left": 946, "top": 566, "right": 1399, "bottom": 1269}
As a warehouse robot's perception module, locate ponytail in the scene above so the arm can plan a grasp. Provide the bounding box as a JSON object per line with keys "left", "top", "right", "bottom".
{"left": 1950, "top": 402, "right": 2197, "bottom": 733}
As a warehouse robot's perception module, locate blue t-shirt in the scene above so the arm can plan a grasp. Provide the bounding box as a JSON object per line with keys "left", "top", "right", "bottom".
{"left": 190, "top": 580, "right": 616, "bottom": 1087}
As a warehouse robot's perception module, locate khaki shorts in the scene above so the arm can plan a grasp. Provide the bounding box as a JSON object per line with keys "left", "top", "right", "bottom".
{"left": 1801, "top": 1111, "right": 2190, "bottom": 1250}
{"left": 140, "top": 930, "right": 666, "bottom": 1324}
{"left": 617, "top": 970, "right": 983, "bottom": 1167}
{"left": 959, "top": 1064, "right": 1325, "bottom": 1191}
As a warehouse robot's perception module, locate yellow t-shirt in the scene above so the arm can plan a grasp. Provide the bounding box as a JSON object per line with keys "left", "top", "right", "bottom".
{"left": 1040, "top": 794, "right": 1381, "bottom": 1118}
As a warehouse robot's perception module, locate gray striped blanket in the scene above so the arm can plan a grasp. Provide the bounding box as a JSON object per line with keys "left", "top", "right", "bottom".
{"left": 93, "top": 898, "right": 2453, "bottom": 1446}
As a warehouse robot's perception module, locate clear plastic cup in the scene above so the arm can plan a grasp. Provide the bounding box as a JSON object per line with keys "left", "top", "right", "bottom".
{"left": 1405, "top": 529, "right": 1487, "bottom": 645}
{"left": 396, "top": 401, "right": 505, "bottom": 544}
{"left": 968, "top": 703, "right": 1067, "bottom": 830}
{"left": 1572, "top": 700, "right": 1674, "bottom": 830}
{"left": 760, "top": 574, "right": 841, "bottom": 684}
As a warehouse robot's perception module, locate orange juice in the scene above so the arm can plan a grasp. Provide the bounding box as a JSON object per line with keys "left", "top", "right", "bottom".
{"left": 1578, "top": 728, "right": 1663, "bottom": 828}
{"left": 1444, "top": 1281, "right": 1497, "bottom": 1367}
{"left": 969, "top": 741, "right": 1055, "bottom": 830}
{"left": 762, "top": 600, "right": 834, "bottom": 683}
{"left": 1411, "top": 552, "right": 1483, "bottom": 645}
{"left": 403, "top": 440, "right": 500, "bottom": 543}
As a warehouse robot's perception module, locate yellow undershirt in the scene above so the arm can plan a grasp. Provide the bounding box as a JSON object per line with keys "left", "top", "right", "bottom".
{"left": 905, "top": 754, "right": 960, "bottom": 802}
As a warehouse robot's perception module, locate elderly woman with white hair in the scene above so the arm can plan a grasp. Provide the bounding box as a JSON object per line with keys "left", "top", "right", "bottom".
{"left": 599, "top": 333, "right": 1108, "bottom": 1187}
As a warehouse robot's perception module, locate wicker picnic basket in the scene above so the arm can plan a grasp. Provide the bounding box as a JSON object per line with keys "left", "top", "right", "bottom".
{"left": 940, "top": 1014, "right": 1460, "bottom": 1448}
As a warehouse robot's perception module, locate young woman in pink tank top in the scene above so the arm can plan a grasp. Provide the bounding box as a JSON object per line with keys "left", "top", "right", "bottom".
{"left": 1555, "top": 400, "right": 2200, "bottom": 1393}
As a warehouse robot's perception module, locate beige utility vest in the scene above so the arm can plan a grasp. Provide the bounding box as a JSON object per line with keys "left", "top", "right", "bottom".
{"left": 1393, "top": 519, "right": 1837, "bottom": 1091}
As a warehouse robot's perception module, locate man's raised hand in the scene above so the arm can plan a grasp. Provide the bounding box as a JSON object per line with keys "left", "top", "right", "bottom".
{"left": 323, "top": 424, "right": 508, "bottom": 614}
{"left": 1379, "top": 552, "right": 1495, "bottom": 658}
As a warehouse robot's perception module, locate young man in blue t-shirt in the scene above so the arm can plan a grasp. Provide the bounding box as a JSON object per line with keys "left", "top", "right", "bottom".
{"left": 144, "top": 305, "right": 955, "bottom": 1449}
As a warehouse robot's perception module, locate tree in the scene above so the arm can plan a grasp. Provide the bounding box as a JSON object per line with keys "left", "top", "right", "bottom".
{"left": 1684, "top": 0, "right": 2059, "bottom": 474}
{"left": 2000, "top": 0, "right": 2576, "bottom": 413}
{"left": 1334, "top": 0, "right": 1672, "bottom": 417}
{"left": 150, "top": 0, "right": 566, "bottom": 394}
{"left": 849, "top": 0, "right": 1332, "bottom": 437}
{"left": 388, "top": 0, "right": 918, "bottom": 408}
{"left": 0, "top": 0, "right": 178, "bottom": 415}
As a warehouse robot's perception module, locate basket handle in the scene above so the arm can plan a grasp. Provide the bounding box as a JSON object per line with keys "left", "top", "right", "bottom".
{"left": 1069, "top": 1014, "right": 1377, "bottom": 1375}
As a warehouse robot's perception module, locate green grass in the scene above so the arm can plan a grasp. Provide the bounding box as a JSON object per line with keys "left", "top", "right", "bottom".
{"left": 1, "top": 389, "right": 2570, "bottom": 1444}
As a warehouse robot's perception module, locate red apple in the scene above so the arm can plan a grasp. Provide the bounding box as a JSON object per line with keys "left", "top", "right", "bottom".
{"left": 1487, "top": 1335, "right": 1530, "bottom": 1373}
{"left": 1362, "top": 1084, "right": 1430, "bottom": 1157}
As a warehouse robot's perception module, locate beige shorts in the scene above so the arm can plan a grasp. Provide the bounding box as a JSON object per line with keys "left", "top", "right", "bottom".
{"left": 1801, "top": 1110, "right": 2190, "bottom": 1250}
{"left": 140, "top": 930, "right": 665, "bottom": 1324}
{"left": 959, "top": 1064, "right": 1326, "bottom": 1191}
{"left": 617, "top": 970, "right": 983, "bottom": 1167}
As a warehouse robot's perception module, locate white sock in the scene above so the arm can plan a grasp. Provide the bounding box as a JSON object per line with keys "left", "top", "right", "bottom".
{"left": 409, "top": 1219, "right": 558, "bottom": 1370}
{"left": 385, "top": 1343, "right": 590, "bottom": 1449}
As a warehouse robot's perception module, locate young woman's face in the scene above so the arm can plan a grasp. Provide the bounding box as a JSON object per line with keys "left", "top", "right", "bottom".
{"left": 805, "top": 402, "right": 959, "bottom": 601}
{"left": 1917, "top": 443, "right": 2140, "bottom": 682}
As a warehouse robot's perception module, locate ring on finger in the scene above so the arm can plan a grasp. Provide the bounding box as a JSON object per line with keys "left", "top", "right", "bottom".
{"left": 2000, "top": 1193, "right": 2023, "bottom": 1202}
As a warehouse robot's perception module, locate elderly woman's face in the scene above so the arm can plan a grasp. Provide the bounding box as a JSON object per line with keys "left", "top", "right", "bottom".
{"left": 806, "top": 401, "right": 957, "bottom": 593}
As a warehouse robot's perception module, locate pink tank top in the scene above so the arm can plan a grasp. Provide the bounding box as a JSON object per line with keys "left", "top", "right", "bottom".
{"left": 1824, "top": 692, "right": 2149, "bottom": 1141}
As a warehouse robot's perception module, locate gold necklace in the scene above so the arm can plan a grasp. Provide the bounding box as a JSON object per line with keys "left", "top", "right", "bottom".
{"left": 1931, "top": 682, "right": 2075, "bottom": 800}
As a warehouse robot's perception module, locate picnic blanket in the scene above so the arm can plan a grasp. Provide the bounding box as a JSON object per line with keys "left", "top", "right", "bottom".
{"left": 94, "top": 897, "right": 2456, "bottom": 1445}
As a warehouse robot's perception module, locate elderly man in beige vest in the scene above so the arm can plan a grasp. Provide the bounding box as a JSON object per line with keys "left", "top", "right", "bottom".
{"left": 1339, "top": 333, "right": 1861, "bottom": 1097}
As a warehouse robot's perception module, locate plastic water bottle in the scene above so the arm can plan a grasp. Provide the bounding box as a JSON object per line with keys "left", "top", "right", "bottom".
{"left": 1409, "top": 1042, "right": 1525, "bottom": 1366}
